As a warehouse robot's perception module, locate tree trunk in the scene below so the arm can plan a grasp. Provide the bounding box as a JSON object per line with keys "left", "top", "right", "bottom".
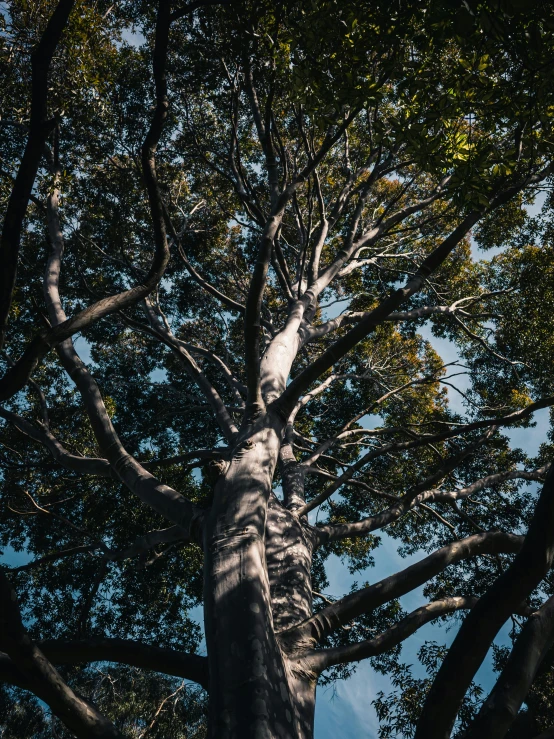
{"left": 202, "top": 414, "right": 319, "bottom": 738}
{"left": 266, "top": 493, "right": 320, "bottom": 738}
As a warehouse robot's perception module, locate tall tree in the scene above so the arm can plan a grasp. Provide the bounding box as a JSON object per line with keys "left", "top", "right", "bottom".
{"left": 1, "top": 0, "right": 554, "bottom": 737}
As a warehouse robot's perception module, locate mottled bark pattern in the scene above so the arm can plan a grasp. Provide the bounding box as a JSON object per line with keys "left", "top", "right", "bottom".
{"left": 203, "top": 419, "right": 294, "bottom": 737}
{"left": 266, "top": 494, "right": 316, "bottom": 633}
{"left": 202, "top": 414, "right": 321, "bottom": 738}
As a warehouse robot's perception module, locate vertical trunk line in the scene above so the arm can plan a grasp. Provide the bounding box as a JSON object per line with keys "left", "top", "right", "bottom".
{"left": 203, "top": 418, "right": 303, "bottom": 738}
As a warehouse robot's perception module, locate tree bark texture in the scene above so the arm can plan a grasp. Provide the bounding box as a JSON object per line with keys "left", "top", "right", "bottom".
{"left": 3, "top": 4, "right": 554, "bottom": 737}
{"left": 201, "top": 414, "right": 317, "bottom": 738}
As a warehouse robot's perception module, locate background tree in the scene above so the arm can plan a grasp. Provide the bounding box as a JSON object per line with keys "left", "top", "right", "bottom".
{"left": 1, "top": 1, "right": 554, "bottom": 737}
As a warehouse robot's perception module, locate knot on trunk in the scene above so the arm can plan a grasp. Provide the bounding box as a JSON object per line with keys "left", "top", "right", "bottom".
{"left": 204, "top": 458, "right": 229, "bottom": 486}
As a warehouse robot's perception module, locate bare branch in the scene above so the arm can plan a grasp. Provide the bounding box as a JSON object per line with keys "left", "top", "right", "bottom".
{"left": 7, "top": 488, "right": 110, "bottom": 566}
{"left": 0, "top": 570, "right": 122, "bottom": 737}
{"left": 295, "top": 368, "right": 456, "bottom": 471}
{"left": 0, "top": 403, "right": 222, "bottom": 480}
{"left": 0, "top": 0, "right": 75, "bottom": 349}
{"left": 245, "top": 113, "right": 362, "bottom": 415}
{"left": 243, "top": 57, "right": 279, "bottom": 207}
{"left": 315, "top": 429, "right": 495, "bottom": 540}
{"left": 244, "top": 202, "right": 294, "bottom": 415}
{"left": 146, "top": 448, "right": 228, "bottom": 469}
{"left": 143, "top": 298, "right": 239, "bottom": 443}
{"left": 288, "top": 373, "right": 338, "bottom": 428}
{"left": 280, "top": 531, "right": 524, "bottom": 647}
{"left": 433, "top": 464, "right": 551, "bottom": 505}
{"left": 273, "top": 210, "right": 482, "bottom": 420}
{"left": 293, "top": 396, "right": 554, "bottom": 517}
{"left": 304, "top": 292, "right": 506, "bottom": 343}
{"left": 300, "top": 596, "right": 479, "bottom": 673}
{"left": 138, "top": 681, "right": 187, "bottom": 739}
{"left": 0, "top": 637, "right": 208, "bottom": 690}
{"left": 274, "top": 163, "right": 554, "bottom": 421}
{"left": 300, "top": 174, "right": 452, "bottom": 312}
{"left": 468, "top": 594, "right": 554, "bottom": 739}
{"left": 415, "top": 465, "right": 554, "bottom": 739}
{"left": 6, "top": 524, "right": 194, "bottom": 575}
{"left": 186, "top": 343, "right": 246, "bottom": 404}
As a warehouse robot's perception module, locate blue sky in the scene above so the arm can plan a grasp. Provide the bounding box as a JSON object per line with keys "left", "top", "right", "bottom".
{"left": 313, "top": 409, "right": 547, "bottom": 739}
{"left": 313, "top": 211, "right": 550, "bottom": 736}
{"left": 1, "top": 139, "right": 548, "bottom": 734}
{"left": 4, "top": 263, "right": 548, "bottom": 738}
{"left": 5, "top": 326, "right": 538, "bottom": 737}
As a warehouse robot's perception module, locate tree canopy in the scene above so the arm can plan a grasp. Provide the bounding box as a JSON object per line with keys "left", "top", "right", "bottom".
{"left": 1, "top": 1, "right": 554, "bottom": 737}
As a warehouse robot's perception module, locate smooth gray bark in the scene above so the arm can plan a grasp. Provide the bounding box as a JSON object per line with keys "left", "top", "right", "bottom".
{"left": 415, "top": 466, "right": 554, "bottom": 739}
{"left": 467, "top": 594, "right": 554, "bottom": 739}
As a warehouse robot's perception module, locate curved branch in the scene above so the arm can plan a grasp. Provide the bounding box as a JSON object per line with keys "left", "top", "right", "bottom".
{"left": 30, "top": 2, "right": 202, "bottom": 536}
{"left": 0, "top": 406, "right": 112, "bottom": 477}
{"left": 280, "top": 531, "right": 523, "bottom": 647}
{"left": 0, "top": 638, "right": 208, "bottom": 691}
{"left": 300, "top": 596, "right": 479, "bottom": 673}
{"left": 0, "top": 227, "right": 173, "bottom": 402}
{"left": 0, "top": 402, "right": 221, "bottom": 479}
{"left": 415, "top": 465, "right": 554, "bottom": 739}
{"left": 0, "top": 570, "right": 122, "bottom": 738}
{"left": 288, "top": 373, "right": 338, "bottom": 428}
{"left": 120, "top": 308, "right": 245, "bottom": 407}
{"left": 298, "top": 594, "right": 535, "bottom": 674}
{"left": 56, "top": 346, "right": 202, "bottom": 532}
{"left": 0, "top": 0, "right": 75, "bottom": 349}
{"left": 434, "top": 464, "right": 551, "bottom": 504}
{"left": 39, "top": 638, "right": 209, "bottom": 690}
{"left": 467, "top": 594, "right": 554, "bottom": 739}
{"left": 244, "top": 203, "right": 291, "bottom": 414}
{"left": 0, "top": 0, "right": 173, "bottom": 403}
{"left": 186, "top": 343, "right": 246, "bottom": 403}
